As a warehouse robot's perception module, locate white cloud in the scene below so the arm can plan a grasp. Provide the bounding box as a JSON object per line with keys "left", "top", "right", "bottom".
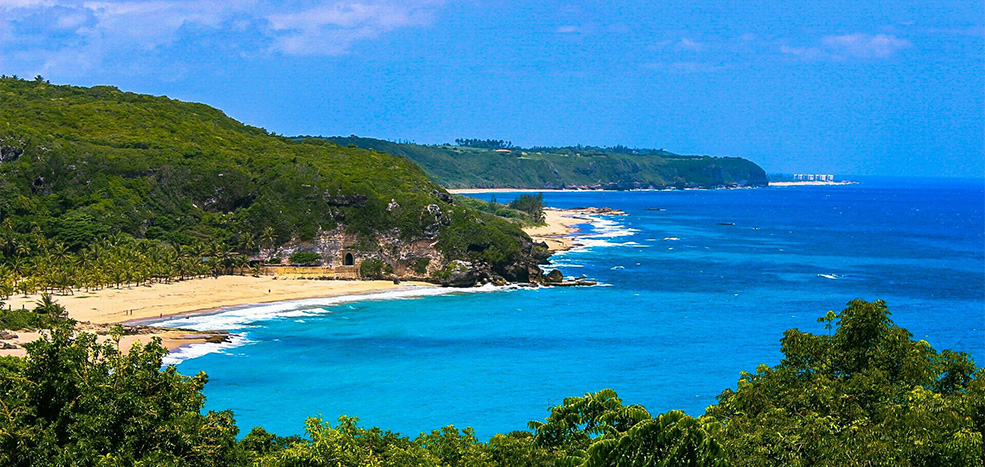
{"left": 643, "top": 61, "right": 729, "bottom": 74}
{"left": 0, "top": 0, "right": 447, "bottom": 76}
{"left": 676, "top": 37, "right": 703, "bottom": 52}
{"left": 266, "top": 2, "right": 440, "bottom": 55}
{"left": 780, "top": 33, "right": 911, "bottom": 61}
{"left": 820, "top": 33, "right": 911, "bottom": 58}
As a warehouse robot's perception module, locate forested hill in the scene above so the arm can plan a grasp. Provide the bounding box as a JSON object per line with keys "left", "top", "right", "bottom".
{"left": 0, "top": 78, "right": 545, "bottom": 285}
{"left": 320, "top": 136, "right": 768, "bottom": 190}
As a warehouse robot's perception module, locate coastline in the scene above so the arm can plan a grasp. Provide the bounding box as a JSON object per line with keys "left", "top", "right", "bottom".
{"left": 1, "top": 207, "right": 608, "bottom": 359}
{"left": 522, "top": 207, "right": 625, "bottom": 252}
{"left": 1, "top": 277, "right": 435, "bottom": 357}
{"left": 769, "top": 181, "right": 857, "bottom": 187}
{"left": 448, "top": 186, "right": 764, "bottom": 194}
{"left": 448, "top": 188, "right": 609, "bottom": 194}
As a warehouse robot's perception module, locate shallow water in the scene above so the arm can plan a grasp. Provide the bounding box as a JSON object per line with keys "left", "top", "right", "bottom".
{"left": 167, "top": 177, "right": 984, "bottom": 439}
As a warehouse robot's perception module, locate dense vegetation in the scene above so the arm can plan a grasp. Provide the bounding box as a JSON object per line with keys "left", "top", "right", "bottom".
{"left": 454, "top": 194, "right": 546, "bottom": 228}
{"left": 323, "top": 136, "right": 768, "bottom": 189}
{"left": 0, "top": 78, "right": 541, "bottom": 289}
{"left": 709, "top": 299, "right": 984, "bottom": 466}
{"left": 1, "top": 298, "right": 979, "bottom": 465}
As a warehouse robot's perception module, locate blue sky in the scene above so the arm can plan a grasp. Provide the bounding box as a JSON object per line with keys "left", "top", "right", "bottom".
{"left": 2, "top": 1, "right": 982, "bottom": 177}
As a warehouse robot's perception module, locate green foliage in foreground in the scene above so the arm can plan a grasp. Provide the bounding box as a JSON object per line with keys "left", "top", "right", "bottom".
{"left": 0, "top": 299, "right": 980, "bottom": 466}
{"left": 707, "top": 299, "right": 984, "bottom": 466}
{"left": 323, "top": 136, "right": 768, "bottom": 189}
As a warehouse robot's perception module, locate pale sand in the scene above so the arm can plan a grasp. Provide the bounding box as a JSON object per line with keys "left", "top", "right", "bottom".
{"left": 523, "top": 208, "right": 589, "bottom": 251}
{"left": 0, "top": 329, "right": 224, "bottom": 358}
{"left": 4, "top": 276, "right": 434, "bottom": 324}
{"left": 1, "top": 276, "right": 434, "bottom": 357}
{"left": 1, "top": 210, "right": 597, "bottom": 358}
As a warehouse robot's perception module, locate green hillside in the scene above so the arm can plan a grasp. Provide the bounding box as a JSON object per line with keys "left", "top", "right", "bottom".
{"left": 322, "top": 136, "right": 768, "bottom": 189}
{"left": 0, "top": 78, "right": 545, "bottom": 287}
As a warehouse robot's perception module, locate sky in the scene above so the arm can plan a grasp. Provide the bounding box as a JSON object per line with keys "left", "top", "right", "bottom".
{"left": 1, "top": 1, "right": 983, "bottom": 177}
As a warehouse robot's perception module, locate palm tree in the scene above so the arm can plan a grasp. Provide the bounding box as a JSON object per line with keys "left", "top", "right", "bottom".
{"left": 239, "top": 232, "right": 257, "bottom": 256}
{"left": 7, "top": 256, "right": 26, "bottom": 278}
{"left": 260, "top": 227, "right": 276, "bottom": 259}
{"left": 15, "top": 240, "right": 30, "bottom": 258}
{"left": 17, "top": 278, "right": 33, "bottom": 297}
{"left": 35, "top": 292, "right": 68, "bottom": 320}
{"left": 0, "top": 280, "right": 14, "bottom": 300}
{"left": 30, "top": 225, "right": 47, "bottom": 251}
{"left": 0, "top": 234, "right": 10, "bottom": 257}
{"left": 50, "top": 242, "right": 69, "bottom": 264}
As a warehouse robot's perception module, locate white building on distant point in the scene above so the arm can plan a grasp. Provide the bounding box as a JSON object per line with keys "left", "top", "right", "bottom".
{"left": 792, "top": 173, "right": 835, "bottom": 182}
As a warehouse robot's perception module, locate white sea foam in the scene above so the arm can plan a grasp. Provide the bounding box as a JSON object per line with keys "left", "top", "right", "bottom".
{"left": 154, "top": 284, "right": 513, "bottom": 332}
{"left": 155, "top": 284, "right": 518, "bottom": 364}
{"left": 562, "top": 215, "right": 639, "bottom": 253}
{"left": 161, "top": 333, "right": 251, "bottom": 366}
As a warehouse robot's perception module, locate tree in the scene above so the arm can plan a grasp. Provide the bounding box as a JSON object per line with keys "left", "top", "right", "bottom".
{"left": 288, "top": 251, "right": 321, "bottom": 266}
{"left": 528, "top": 389, "right": 726, "bottom": 467}
{"left": 0, "top": 320, "right": 242, "bottom": 466}
{"left": 706, "top": 299, "right": 984, "bottom": 466}
{"left": 508, "top": 194, "right": 546, "bottom": 223}
{"left": 260, "top": 227, "right": 277, "bottom": 258}
{"left": 239, "top": 232, "right": 257, "bottom": 255}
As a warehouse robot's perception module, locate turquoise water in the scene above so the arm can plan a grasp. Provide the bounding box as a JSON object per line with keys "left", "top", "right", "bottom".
{"left": 163, "top": 177, "right": 984, "bottom": 439}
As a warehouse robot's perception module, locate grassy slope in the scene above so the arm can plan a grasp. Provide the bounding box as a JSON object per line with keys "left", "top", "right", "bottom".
{"left": 324, "top": 136, "right": 768, "bottom": 189}
{"left": 0, "top": 79, "right": 532, "bottom": 270}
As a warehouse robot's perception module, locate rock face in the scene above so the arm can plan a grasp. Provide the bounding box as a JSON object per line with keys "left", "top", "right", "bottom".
{"left": 0, "top": 145, "right": 23, "bottom": 163}
{"left": 441, "top": 260, "right": 488, "bottom": 287}
{"left": 267, "top": 199, "right": 551, "bottom": 287}
{"left": 322, "top": 193, "right": 368, "bottom": 207}
{"left": 435, "top": 236, "right": 550, "bottom": 287}
{"left": 546, "top": 269, "right": 563, "bottom": 284}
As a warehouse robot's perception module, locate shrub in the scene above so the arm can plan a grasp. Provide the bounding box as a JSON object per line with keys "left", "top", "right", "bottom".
{"left": 412, "top": 258, "right": 431, "bottom": 275}
{"left": 288, "top": 252, "right": 321, "bottom": 265}
{"left": 359, "top": 259, "right": 386, "bottom": 279}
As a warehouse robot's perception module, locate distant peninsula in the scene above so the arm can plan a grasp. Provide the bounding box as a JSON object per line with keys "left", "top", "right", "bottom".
{"left": 313, "top": 136, "right": 768, "bottom": 190}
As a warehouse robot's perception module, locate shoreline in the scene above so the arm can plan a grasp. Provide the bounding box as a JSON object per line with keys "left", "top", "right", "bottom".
{"left": 522, "top": 207, "right": 625, "bottom": 252}
{"left": 522, "top": 208, "right": 583, "bottom": 251}
{"left": 769, "top": 181, "right": 857, "bottom": 187}
{"left": 1, "top": 207, "right": 617, "bottom": 359}
{"left": 449, "top": 188, "right": 612, "bottom": 194}
{"left": 1, "top": 277, "right": 435, "bottom": 357}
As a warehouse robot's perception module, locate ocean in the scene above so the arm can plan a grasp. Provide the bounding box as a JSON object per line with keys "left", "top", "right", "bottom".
{"left": 162, "top": 177, "right": 984, "bottom": 439}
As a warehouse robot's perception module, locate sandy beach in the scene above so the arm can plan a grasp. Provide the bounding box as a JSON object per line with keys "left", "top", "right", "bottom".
{"left": 1, "top": 277, "right": 434, "bottom": 357}
{"left": 523, "top": 208, "right": 584, "bottom": 251}
{"left": 523, "top": 207, "right": 625, "bottom": 251}
{"left": 0, "top": 328, "right": 231, "bottom": 358}
{"left": 1, "top": 206, "right": 610, "bottom": 358}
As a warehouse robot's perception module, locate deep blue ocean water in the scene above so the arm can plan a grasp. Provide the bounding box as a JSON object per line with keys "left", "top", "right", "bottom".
{"left": 164, "top": 177, "right": 984, "bottom": 439}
